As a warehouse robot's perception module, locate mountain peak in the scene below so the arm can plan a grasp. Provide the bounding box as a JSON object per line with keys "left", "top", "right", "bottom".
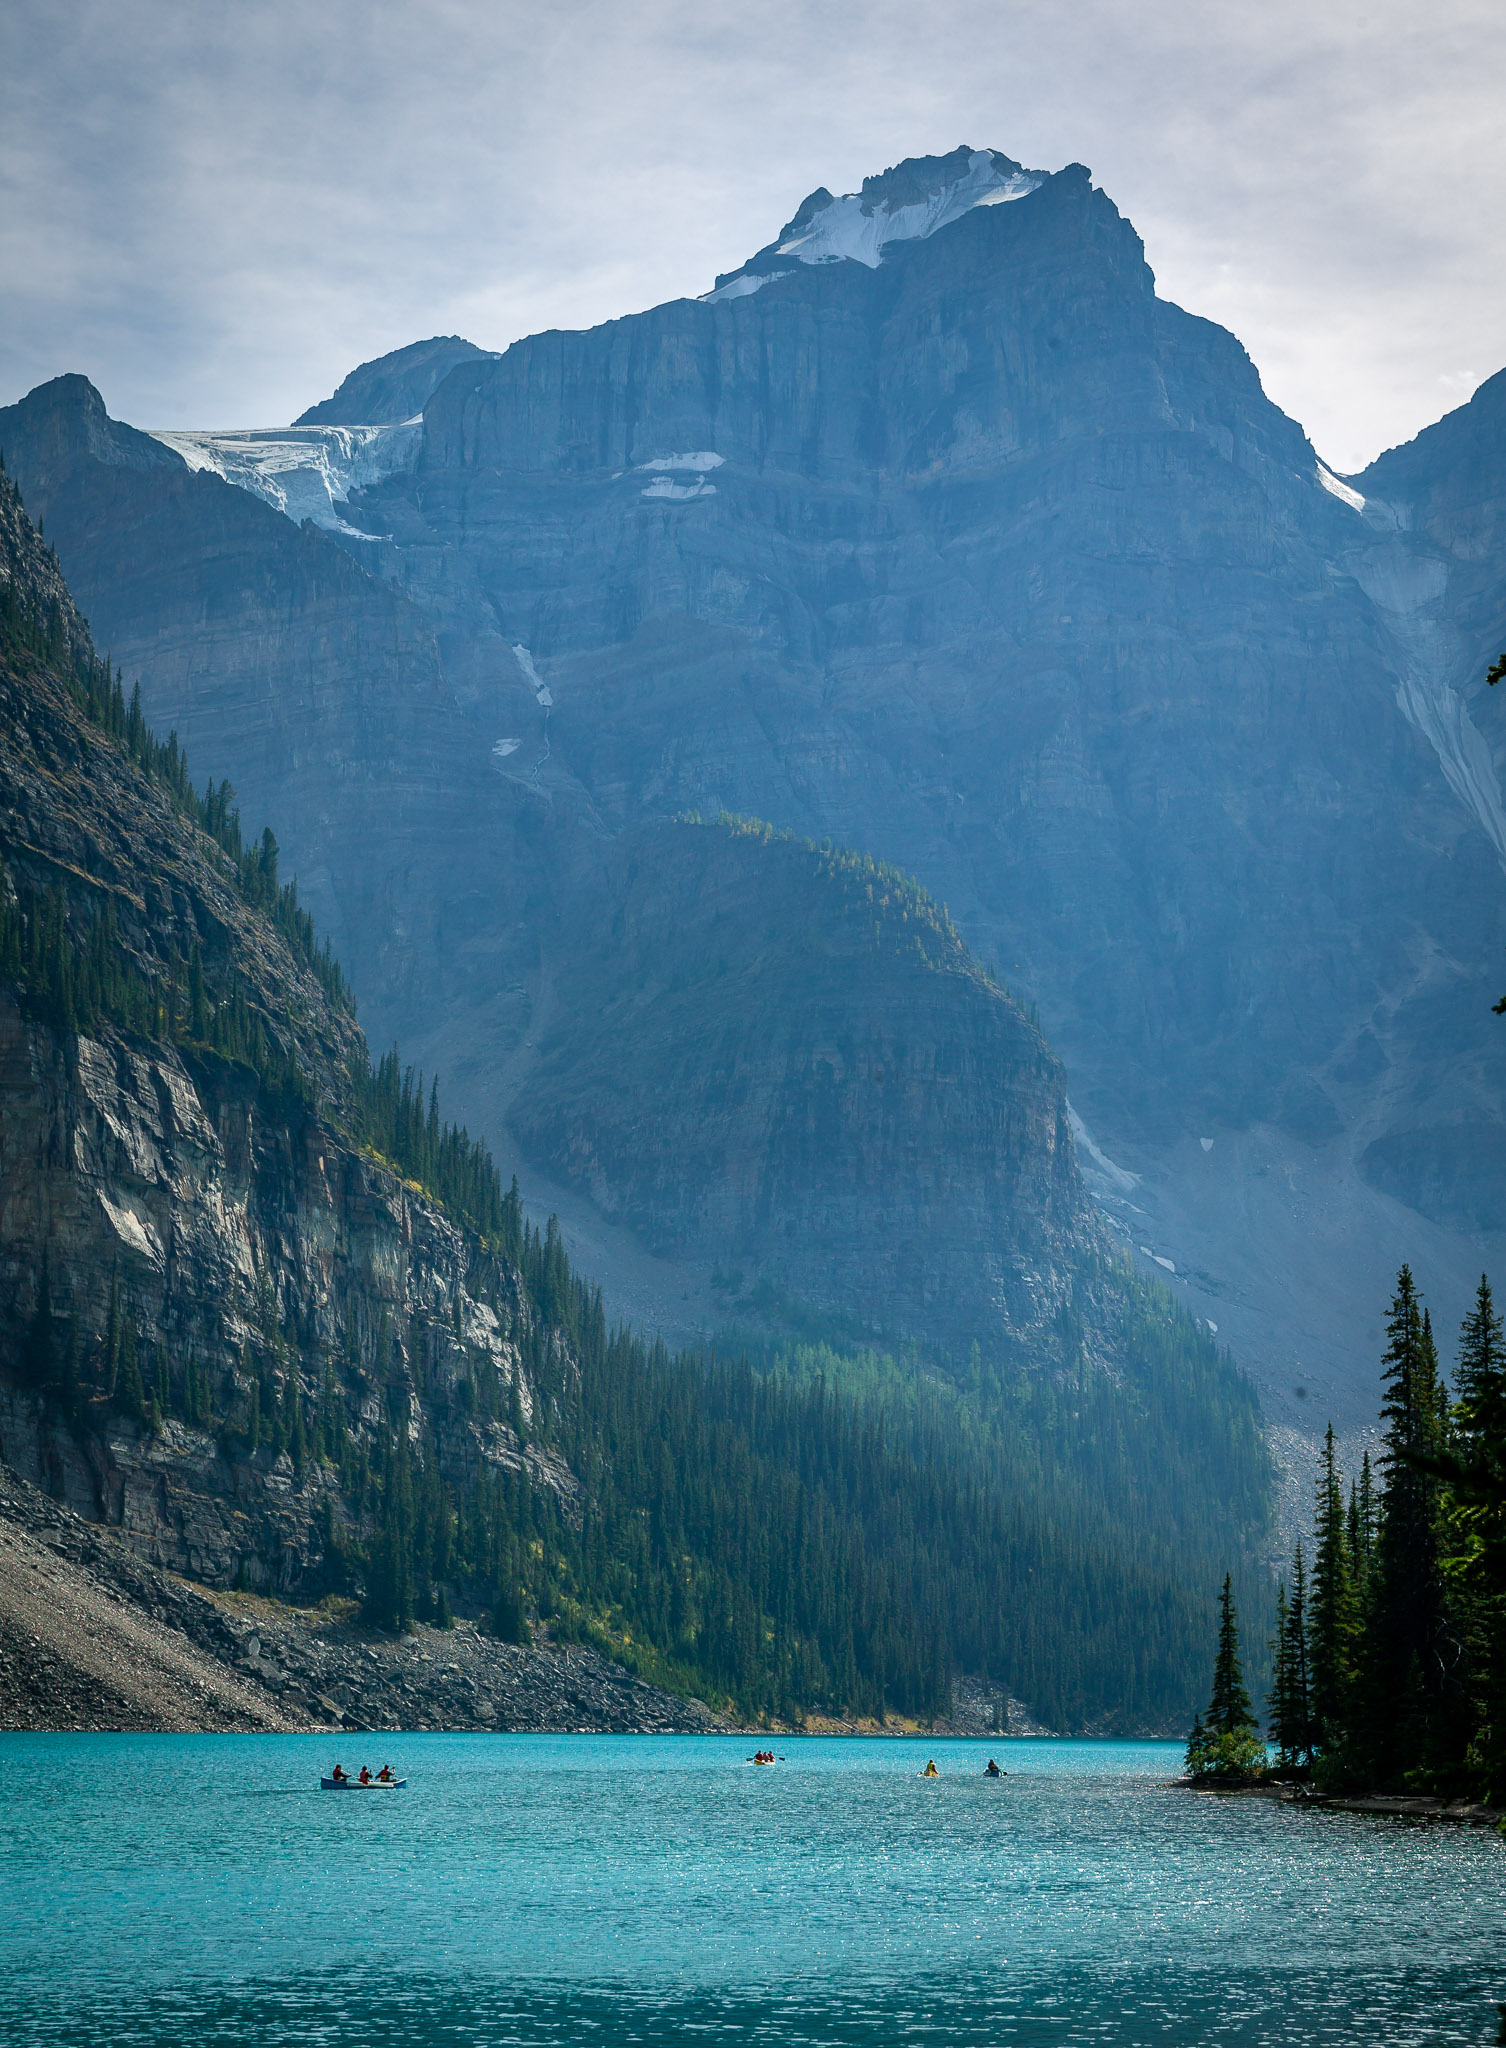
{"left": 294, "top": 335, "right": 497, "bottom": 428}
{"left": 0, "top": 375, "right": 184, "bottom": 490}
{"left": 709, "top": 147, "right": 1045, "bottom": 297}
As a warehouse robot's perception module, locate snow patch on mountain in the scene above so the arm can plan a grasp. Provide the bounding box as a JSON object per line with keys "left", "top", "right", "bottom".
{"left": 513, "top": 644, "right": 553, "bottom": 707}
{"left": 702, "top": 272, "right": 781, "bottom": 303}
{"left": 148, "top": 422, "right": 421, "bottom": 533}
{"left": 774, "top": 152, "right": 1040, "bottom": 270}
{"left": 641, "top": 479, "right": 716, "bottom": 501}
{"left": 1316, "top": 463, "right": 1366, "bottom": 513}
{"left": 1067, "top": 1103, "right": 1139, "bottom": 1197}
{"left": 638, "top": 452, "right": 724, "bottom": 473}
{"left": 1348, "top": 543, "right": 1506, "bottom": 869}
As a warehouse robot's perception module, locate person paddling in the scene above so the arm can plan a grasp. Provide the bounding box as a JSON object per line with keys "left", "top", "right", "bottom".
{"left": 377, "top": 1765, "right": 394, "bottom": 1782}
{"left": 984, "top": 1759, "right": 1003, "bottom": 1778}
{"left": 922, "top": 1758, "right": 938, "bottom": 1777}
{"left": 359, "top": 1766, "right": 372, "bottom": 1784}
{"left": 331, "top": 1764, "right": 348, "bottom": 1783}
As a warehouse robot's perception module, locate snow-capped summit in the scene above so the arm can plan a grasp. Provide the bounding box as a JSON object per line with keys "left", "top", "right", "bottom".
{"left": 706, "top": 147, "right": 1044, "bottom": 299}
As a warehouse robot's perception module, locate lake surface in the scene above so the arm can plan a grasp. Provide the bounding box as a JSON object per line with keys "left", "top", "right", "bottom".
{"left": 3, "top": 1732, "right": 1503, "bottom": 2046}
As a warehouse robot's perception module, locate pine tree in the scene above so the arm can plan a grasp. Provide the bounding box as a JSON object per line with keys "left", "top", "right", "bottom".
{"left": 1450, "top": 1277, "right": 1506, "bottom": 1800}
{"left": 1309, "top": 1424, "right": 1359, "bottom": 1762}
{"left": 1269, "top": 1584, "right": 1290, "bottom": 1749}
{"left": 318, "top": 1496, "right": 347, "bottom": 1592}
{"left": 151, "top": 1341, "right": 170, "bottom": 1425}
{"left": 1454, "top": 1276, "right": 1506, "bottom": 1452}
{"left": 1186, "top": 1575, "right": 1264, "bottom": 1781}
{"left": 1354, "top": 1453, "right": 1377, "bottom": 1605}
{"left": 115, "top": 1320, "right": 146, "bottom": 1421}
{"left": 1361, "top": 1269, "right": 1449, "bottom": 1788}
{"left": 364, "top": 1435, "right": 416, "bottom": 1633}
{"left": 1210, "top": 1574, "right": 1255, "bottom": 1732}
{"left": 1269, "top": 1543, "right": 1314, "bottom": 1774}
{"left": 287, "top": 1373, "right": 307, "bottom": 1474}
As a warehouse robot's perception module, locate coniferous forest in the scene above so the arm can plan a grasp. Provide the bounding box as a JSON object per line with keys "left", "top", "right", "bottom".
{"left": 1188, "top": 1266, "right": 1506, "bottom": 1802}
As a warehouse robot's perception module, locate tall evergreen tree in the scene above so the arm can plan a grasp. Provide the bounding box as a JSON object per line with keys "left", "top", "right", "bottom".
{"left": 365, "top": 1434, "right": 416, "bottom": 1633}
{"left": 1455, "top": 1277, "right": 1506, "bottom": 1450}
{"left": 1352, "top": 1453, "right": 1376, "bottom": 1612}
{"left": 1186, "top": 1575, "right": 1264, "bottom": 1781}
{"left": 115, "top": 1319, "right": 145, "bottom": 1421}
{"left": 1361, "top": 1269, "right": 1449, "bottom": 1787}
{"left": 1309, "top": 1423, "right": 1359, "bottom": 1760}
{"left": 1269, "top": 1543, "right": 1314, "bottom": 1774}
{"left": 1209, "top": 1574, "right": 1255, "bottom": 1733}
{"left": 1449, "top": 1277, "right": 1506, "bottom": 1800}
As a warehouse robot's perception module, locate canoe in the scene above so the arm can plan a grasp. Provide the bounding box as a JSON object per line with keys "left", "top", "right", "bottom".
{"left": 320, "top": 1777, "right": 407, "bottom": 1789}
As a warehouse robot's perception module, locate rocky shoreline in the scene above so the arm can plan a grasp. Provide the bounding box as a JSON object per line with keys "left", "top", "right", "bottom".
{"left": 0, "top": 1464, "right": 725, "bottom": 1736}
{"left": 1178, "top": 1779, "right": 1505, "bottom": 1827}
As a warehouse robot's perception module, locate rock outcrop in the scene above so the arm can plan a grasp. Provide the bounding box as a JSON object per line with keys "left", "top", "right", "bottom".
{"left": 294, "top": 335, "right": 495, "bottom": 427}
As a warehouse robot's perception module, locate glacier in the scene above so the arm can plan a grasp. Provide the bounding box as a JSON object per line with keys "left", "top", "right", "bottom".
{"left": 147, "top": 421, "right": 422, "bottom": 534}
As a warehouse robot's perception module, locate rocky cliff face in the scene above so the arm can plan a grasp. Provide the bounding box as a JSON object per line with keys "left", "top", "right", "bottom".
{"left": 0, "top": 992, "right": 549, "bottom": 1590}
{"left": 7, "top": 149, "right": 1502, "bottom": 1420}
{"left": 0, "top": 468, "right": 554, "bottom": 1596}
{"left": 1341, "top": 369, "right": 1506, "bottom": 1238}
{"left": 400, "top": 156, "right": 1493, "bottom": 1151}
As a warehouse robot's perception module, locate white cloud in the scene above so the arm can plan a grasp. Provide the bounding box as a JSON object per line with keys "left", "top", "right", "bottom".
{"left": 1, "top": 0, "right": 1502, "bottom": 469}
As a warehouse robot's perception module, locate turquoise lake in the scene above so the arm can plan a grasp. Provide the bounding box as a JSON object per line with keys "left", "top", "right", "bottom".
{"left": 3, "top": 1732, "right": 1504, "bottom": 2045}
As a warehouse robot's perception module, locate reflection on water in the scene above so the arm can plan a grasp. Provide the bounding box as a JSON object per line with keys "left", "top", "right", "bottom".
{"left": 3, "top": 1732, "right": 1503, "bottom": 2046}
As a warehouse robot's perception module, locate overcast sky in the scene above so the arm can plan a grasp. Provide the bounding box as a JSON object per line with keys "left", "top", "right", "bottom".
{"left": 2, "top": 0, "right": 1501, "bottom": 472}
